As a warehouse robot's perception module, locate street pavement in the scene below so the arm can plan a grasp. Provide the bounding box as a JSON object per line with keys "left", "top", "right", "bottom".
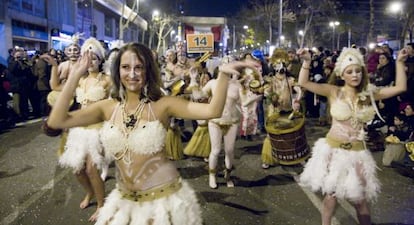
{"left": 0, "top": 118, "right": 413, "bottom": 225}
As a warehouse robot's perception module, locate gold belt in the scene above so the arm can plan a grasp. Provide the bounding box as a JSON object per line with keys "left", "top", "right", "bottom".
{"left": 325, "top": 136, "right": 365, "bottom": 151}
{"left": 119, "top": 177, "right": 182, "bottom": 202}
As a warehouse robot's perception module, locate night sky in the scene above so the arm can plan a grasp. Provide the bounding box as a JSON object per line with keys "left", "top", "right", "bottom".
{"left": 179, "top": 0, "right": 387, "bottom": 17}
{"left": 182, "top": 0, "right": 248, "bottom": 17}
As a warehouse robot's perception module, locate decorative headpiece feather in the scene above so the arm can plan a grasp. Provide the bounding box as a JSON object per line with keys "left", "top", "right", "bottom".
{"left": 334, "top": 48, "right": 365, "bottom": 76}
{"left": 81, "top": 37, "right": 106, "bottom": 60}
{"left": 109, "top": 40, "right": 125, "bottom": 50}
{"left": 71, "top": 33, "right": 83, "bottom": 46}
{"left": 270, "top": 48, "right": 289, "bottom": 65}
{"left": 220, "top": 55, "right": 235, "bottom": 65}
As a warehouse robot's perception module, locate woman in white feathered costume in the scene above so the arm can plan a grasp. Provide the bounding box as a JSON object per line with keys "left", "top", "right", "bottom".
{"left": 58, "top": 37, "right": 112, "bottom": 222}
{"left": 47, "top": 42, "right": 259, "bottom": 225}
{"left": 297, "top": 47, "right": 408, "bottom": 225}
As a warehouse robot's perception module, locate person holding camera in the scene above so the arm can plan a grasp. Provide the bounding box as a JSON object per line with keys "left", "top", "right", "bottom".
{"left": 8, "top": 48, "right": 36, "bottom": 121}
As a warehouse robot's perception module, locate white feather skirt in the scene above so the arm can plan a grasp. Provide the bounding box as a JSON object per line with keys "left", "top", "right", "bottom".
{"left": 299, "top": 138, "right": 380, "bottom": 203}
{"left": 95, "top": 181, "right": 202, "bottom": 225}
{"left": 59, "top": 127, "right": 105, "bottom": 173}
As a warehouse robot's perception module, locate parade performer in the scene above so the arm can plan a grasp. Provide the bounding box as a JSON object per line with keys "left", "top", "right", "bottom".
{"left": 56, "top": 37, "right": 111, "bottom": 221}
{"left": 264, "top": 49, "right": 302, "bottom": 115}
{"left": 49, "top": 33, "right": 82, "bottom": 92}
{"left": 41, "top": 34, "right": 82, "bottom": 155}
{"left": 161, "top": 49, "right": 180, "bottom": 94}
{"left": 183, "top": 66, "right": 212, "bottom": 161}
{"left": 297, "top": 47, "right": 408, "bottom": 225}
{"left": 203, "top": 56, "right": 244, "bottom": 189}
{"left": 261, "top": 49, "right": 303, "bottom": 169}
{"left": 239, "top": 66, "right": 263, "bottom": 141}
{"left": 47, "top": 42, "right": 258, "bottom": 224}
{"left": 164, "top": 52, "right": 193, "bottom": 160}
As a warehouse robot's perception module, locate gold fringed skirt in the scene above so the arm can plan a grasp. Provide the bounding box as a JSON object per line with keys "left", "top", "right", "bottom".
{"left": 183, "top": 125, "right": 211, "bottom": 158}
{"left": 261, "top": 136, "right": 278, "bottom": 165}
{"left": 165, "top": 127, "right": 184, "bottom": 160}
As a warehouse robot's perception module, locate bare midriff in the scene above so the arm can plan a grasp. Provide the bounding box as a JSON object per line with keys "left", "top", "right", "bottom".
{"left": 116, "top": 151, "right": 180, "bottom": 192}
{"left": 326, "top": 119, "right": 363, "bottom": 143}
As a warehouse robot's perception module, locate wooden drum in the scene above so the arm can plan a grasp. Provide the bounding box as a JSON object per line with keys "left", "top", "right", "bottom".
{"left": 265, "top": 113, "right": 310, "bottom": 165}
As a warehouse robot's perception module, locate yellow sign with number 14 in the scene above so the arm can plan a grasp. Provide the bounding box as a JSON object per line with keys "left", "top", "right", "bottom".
{"left": 186, "top": 33, "right": 214, "bottom": 53}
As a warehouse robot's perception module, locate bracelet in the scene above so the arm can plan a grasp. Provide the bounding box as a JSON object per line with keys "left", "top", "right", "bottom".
{"left": 301, "top": 65, "right": 310, "bottom": 70}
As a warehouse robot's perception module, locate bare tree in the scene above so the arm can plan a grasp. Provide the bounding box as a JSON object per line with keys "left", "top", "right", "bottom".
{"left": 400, "top": 3, "right": 414, "bottom": 46}
{"left": 118, "top": 0, "right": 140, "bottom": 40}
{"left": 287, "top": 0, "right": 338, "bottom": 48}
{"left": 150, "top": 13, "right": 176, "bottom": 54}
{"left": 249, "top": 0, "right": 296, "bottom": 45}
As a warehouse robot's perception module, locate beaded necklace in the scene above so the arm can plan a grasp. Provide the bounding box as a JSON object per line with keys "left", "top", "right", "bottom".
{"left": 344, "top": 96, "right": 361, "bottom": 129}
{"left": 122, "top": 99, "right": 146, "bottom": 131}
{"left": 115, "top": 100, "right": 146, "bottom": 164}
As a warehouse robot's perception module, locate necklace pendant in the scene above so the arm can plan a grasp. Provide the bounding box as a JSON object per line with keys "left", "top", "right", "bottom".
{"left": 125, "top": 114, "right": 137, "bottom": 128}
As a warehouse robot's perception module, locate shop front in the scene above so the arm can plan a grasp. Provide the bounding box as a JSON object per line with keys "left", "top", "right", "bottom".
{"left": 12, "top": 25, "right": 48, "bottom": 54}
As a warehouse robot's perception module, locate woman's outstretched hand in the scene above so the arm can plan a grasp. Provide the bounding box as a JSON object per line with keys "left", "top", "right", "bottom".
{"left": 39, "top": 54, "right": 58, "bottom": 67}
{"left": 296, "top": 48, "right": 312, "bottom": 62}
{"left": 69, "top": 50, "right": 93, "bottom": 78}
{"left": 219, "top": 59, "right": 260, "bottom": 76}
{"left": 397, "top": 47, "right": 408, "bottom": 63}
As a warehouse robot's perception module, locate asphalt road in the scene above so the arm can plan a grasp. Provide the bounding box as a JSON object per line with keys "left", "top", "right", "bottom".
{"left": 0, "top": 118, "right": 413, "bottom": 225}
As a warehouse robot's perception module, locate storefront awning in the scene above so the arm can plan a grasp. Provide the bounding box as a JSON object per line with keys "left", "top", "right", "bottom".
{"left": 13, "top": 36, "right": 49, "bottom": 43}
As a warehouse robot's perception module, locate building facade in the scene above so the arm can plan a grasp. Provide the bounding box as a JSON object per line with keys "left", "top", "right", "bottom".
{"left": 0, "top": 0, "right": 147, "bottom": 65}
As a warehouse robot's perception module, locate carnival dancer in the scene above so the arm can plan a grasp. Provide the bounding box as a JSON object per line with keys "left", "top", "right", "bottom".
{"left": 261, "top": 49, "right": 302, "bottom": 169}
{"left": 161, "top": 49, "right": 179, "bottom": 94}
{"left": 164, "top": 52, "right": 193, "bottom": 160}
{"left": 57, "top": 37, "right": 111, "bottom": 221}
{"left": 41, "top": 34, "right": 82, "bottom": 155}
{"left": 239, "top": 67, "right": 263, "bottom": 141}
{"left": 47, "top": 42, "right": 258, "bottom": 224}
{"left": 264, "top": 50, "right": 301, "bottom": 115}
{"left": 298, "top": 47, "right": 408, "bottom": 225}
{"left": 203, "top": 56, "right": 244, "bottom": 188}
{"left": 50, "top": 33, "right": 82, "bottom": 91}
{"left": 183, "top": 67, "right": 212, "bottom": 161}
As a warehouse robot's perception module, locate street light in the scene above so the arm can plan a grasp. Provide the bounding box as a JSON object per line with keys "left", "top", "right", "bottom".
{"left": 152, "top": 10, "right": 160, "bottom": 21}
{"left": 280, "top": 35, "right": 285, "bottom": 47}
{"left": 329, "top": 21, "right": 340, "bottom": 50}
{"left": 389, "top": 2, "right": 402, "bottom": 14}
{"left": 149, "top": 10, "right": 160, "bottom": 49}
{"left": 388, "top": 1, "right": 412, "bottom": 45}
{"left": 298, "top": 30, "right": 304, "bottom": 48}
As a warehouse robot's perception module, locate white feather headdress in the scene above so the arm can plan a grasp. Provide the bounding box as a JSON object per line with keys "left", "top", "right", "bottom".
{"left": 81, "top": 37, "right": 106, "bottom": 60}
{"left": 334, "top": 48, "right": 365, "bottom": 76}
{"left": 109, "top": 40, "right": 125, "bottom": 50}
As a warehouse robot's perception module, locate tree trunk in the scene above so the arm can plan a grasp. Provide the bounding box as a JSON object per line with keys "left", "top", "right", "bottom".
{"left": 367, "top": 0, "right": 375, "bottom": 45}
{"left": 268, "top": 19, "right": 272, "bottom": 45}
